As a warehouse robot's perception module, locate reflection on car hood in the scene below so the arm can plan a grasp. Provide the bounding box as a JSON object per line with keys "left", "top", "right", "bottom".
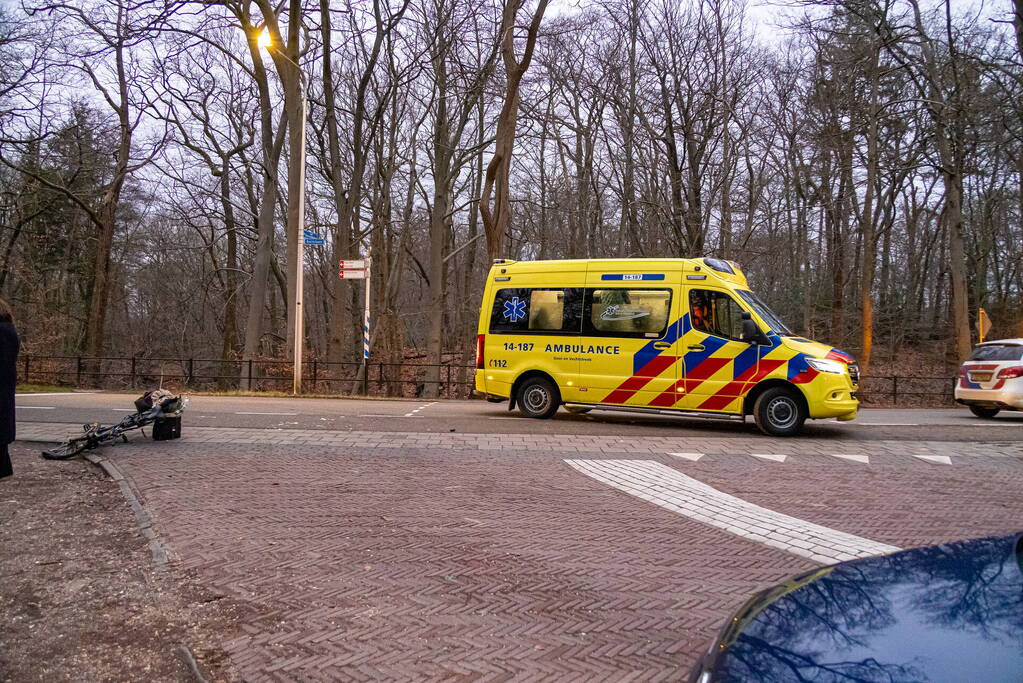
{"left": 698, "top": 533, "right": 1023, "bottom": 682}
{"left": 781, "top": 336, "right": 839, "bottom": 360}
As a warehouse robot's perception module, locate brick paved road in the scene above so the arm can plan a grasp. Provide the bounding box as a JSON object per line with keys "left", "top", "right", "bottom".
{"left": 16, "top": 396, "right": 1023, "bottom": 680}
{"left": 77, "top": 430, "right": 1022, "bottom": 681}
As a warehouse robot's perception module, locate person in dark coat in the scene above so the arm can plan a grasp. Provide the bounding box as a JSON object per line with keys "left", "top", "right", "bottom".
{"left": 0, "top": 298, "right": 19, "bottom": 479}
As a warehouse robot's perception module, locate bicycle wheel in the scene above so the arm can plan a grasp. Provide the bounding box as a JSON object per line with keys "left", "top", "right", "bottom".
{"left": 42, "top": 438, "right": 90, "bottom": 460}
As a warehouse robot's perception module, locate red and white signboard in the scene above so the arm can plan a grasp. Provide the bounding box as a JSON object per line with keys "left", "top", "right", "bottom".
{"left": 338, "top": 259, "right": 367, "bottom": 279}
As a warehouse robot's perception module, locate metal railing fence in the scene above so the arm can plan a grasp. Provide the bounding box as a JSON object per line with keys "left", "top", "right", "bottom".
{"left": 18, "top": 355, "right": 476, "bottom": 399}
{"left": 18, "top": 354, "right": 956, "bottom": 406}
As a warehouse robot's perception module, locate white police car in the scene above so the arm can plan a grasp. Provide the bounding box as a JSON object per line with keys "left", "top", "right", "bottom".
{"left": 955, "top": 339, "right": 1023, "bottom": 418}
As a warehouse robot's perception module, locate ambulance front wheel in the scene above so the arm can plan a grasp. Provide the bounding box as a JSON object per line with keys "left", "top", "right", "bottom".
{"left": 518, "top": 377, "right": 560, "bottom": 419}
{"left": 753, "top": 387, "right": 807, "bottom": 436}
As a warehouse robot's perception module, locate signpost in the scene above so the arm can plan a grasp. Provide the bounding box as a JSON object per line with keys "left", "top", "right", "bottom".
{"left": 303, "top": 230, "right": 324, "bottom": 246}
{"left": 338, "top": 259, "right": 367, "bottom": 277}
{"left": 339, "top": 257, "right": 372, "bottom": 387}
{"left": 978, "top": 308, "right": 992, "bottom": 343}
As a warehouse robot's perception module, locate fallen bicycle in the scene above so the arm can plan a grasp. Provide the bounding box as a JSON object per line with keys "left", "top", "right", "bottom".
{"left": 41, "top": 390, "right": 187, "bottom": 460}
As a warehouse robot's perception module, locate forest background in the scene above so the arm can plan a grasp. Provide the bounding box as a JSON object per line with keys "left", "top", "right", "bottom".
{"left": 1, "top": 0, "right": 1022, "bottom": 397}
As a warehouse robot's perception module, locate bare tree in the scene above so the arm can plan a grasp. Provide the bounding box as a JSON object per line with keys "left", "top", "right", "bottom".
{"left": 6, "top": 0, "right": 169, "bottom": 361}
{"left": 480, "top": 0, "right": 549, "bottom": 261}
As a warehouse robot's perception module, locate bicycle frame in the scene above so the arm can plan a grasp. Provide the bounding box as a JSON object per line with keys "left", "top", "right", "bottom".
{"left": 42, "top": 396, "right": 187, "bottom": 460}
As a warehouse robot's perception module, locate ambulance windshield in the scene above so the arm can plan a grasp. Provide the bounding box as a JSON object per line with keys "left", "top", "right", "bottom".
{"left": 736, "top": 290, "right": 793, "bottom": 336}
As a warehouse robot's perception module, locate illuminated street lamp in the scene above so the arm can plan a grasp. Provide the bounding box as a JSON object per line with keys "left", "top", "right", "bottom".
{"left": 258, "top": 27, "right": 306, "bottom": 395}
{"left": 257, "top": 27, "right": 272, "bottom": 49}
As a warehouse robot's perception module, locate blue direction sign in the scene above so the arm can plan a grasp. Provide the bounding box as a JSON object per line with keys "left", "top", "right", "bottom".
{"left": 303, "top": 230, "right": 325, "bottom": 246}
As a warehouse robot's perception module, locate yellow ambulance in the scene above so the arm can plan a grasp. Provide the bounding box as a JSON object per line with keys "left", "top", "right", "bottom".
{"left": 474, "top": 258, "right": 859, "bottom": 436}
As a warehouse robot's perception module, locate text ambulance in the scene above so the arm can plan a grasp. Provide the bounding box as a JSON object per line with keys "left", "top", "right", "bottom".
{"left": 474, "top": 258, "right": 859, "bottom": 436}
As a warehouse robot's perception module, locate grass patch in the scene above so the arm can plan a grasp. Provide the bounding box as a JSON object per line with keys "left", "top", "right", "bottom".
{"left": 16, "top": 383, "right": 73, "bottom": 394}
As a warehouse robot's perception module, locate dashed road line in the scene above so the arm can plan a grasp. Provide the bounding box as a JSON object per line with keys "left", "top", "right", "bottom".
{"left": 404, "top": 402, "right": 437, "bottom": 418}
{"left": 566, "top": 458, "right": 900, "bottom": 564}
{"left": 668, "top": 452, "right": 704, "bottom": 461}
{"left": 751, "top": 453, "right": 787, "bottom": 462}
{"left": 830, "top": 453, "right": 870, "bottom": 464}
{"left": 236, "top": 412, "right": 299, "bottom": 416}
{"left": 16, "top": 406, "right": 55, "bottom": 410}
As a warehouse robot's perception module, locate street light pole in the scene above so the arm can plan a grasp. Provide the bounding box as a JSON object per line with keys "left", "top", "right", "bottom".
{"left": 290, "top": 88, "right": 306, "bottom": 395}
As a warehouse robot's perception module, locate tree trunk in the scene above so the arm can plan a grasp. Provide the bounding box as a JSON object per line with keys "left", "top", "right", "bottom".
{"left": 906, "top": 0, "right": 971, "bottom": 361}
{"left": 480, "top": 0, "right": 550, "bottom": 262}
{"left": 84, "top": 35, "right": 131, "bottom": 362}
{"left": 858, "top": 47, "right": 881, "bottom": 373}
{"left": 220, "top": 159, "right": 239, "bottom": 388}
{"left": 239, "top": 17, "right": 286, "bottom": 390}
{"left": 321, "top": 0, "right": 353, "bottom": 381}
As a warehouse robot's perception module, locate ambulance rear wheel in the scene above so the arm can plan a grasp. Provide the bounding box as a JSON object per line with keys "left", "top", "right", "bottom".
{"left": 518, "top": 377, "right": 560, "bottom": 419}
{"left": 968, "top": 405, "right": 1000, "bottom": 419}
{"left": 753, "top": 387, "right": 806, "bottom": 437}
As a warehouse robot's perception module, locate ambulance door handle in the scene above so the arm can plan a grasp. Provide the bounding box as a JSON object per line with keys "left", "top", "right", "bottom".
{"left": 653, "top": 342, "right": 670, "bottom": 350}
{"left": 687, "top": 344, "right": 705, "bottom": 351}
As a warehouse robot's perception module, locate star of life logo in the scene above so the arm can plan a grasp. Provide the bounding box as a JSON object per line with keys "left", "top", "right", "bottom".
{"left": 502, "top": 296, "right": 526, "bottom": 323}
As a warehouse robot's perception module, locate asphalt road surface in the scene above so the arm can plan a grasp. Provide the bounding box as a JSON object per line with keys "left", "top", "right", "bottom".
{"left": 14, "top": 390, "right": 1023, "bottom": 441}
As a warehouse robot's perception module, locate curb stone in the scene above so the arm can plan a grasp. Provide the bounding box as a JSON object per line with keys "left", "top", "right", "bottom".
{"left": 83, "top": 452, "right": 171, "bottom": 567}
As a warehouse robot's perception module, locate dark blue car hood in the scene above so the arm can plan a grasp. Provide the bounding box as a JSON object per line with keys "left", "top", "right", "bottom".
{"left": 693, "top": 533, "right": 1023, "bottom": 682}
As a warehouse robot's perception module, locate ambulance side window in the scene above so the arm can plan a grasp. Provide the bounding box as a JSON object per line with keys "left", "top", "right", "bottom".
{"left": 490, "top": 288, "right": 583, "bottom": 334}
{"left": 689, "top": 289, "right": 745, "bottom": 341}
{"left": 584, "top": 288, "right": 671, "bottom": 337}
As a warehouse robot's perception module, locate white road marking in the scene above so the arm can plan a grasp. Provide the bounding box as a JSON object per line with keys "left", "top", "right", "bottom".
{"left": 831, "top": 453, "right": 870, "bottom": 464}
{"left": 488, "top": 416, "right": 520, "bottom": 420}
{"left": 668, "top": 452, "right": 704, "bottom": 461}
{"left": 404, "top": 402, "right": 437, "bottom": 418}
{"left": 112, "top": 408, "right": 135, "bottom": 412}
{"left": 566, "top": 459, "right": 899, "bottom": 564}
{"left": 751, "top": 453, "right": 787, "bottom": 463}
{"left": 914, "top": 454, "right": 952, "bottom": 465}
{"left": 16, "top": 406, "right": 55, "bottom": 410}
{"left": 235, "top": 412, "right": 299, "bottom": 416}
{"left": 969, "top": 423, "right": 1023, "bottom": 427}
{"left": 359, "top": 414, "right": 396, "bottom": 418}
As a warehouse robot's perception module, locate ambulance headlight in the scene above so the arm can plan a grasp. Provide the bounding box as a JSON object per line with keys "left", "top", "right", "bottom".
{"left": 806, "top": 358, "right": 846, "bottom": 374}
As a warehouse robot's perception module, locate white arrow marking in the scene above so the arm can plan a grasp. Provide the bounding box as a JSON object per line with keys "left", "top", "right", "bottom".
{"left": 751, "top": 453, "right": 787, "bottom": 463}
{"left": 913, "top": 454, "right": 952, "bottom": 465}
{"left": 668, "top": 452, "right": 704, "bottom": 461}
{"left": 831, "top": 453, "right": 870, "bottom": 464}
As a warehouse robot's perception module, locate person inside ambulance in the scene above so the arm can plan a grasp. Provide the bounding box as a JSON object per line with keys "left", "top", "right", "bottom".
{"left": 690, "top": 289, "right": 747, "bottom": 340}
{"left": 690, "top": 291, "right": 713, "bottom": 334}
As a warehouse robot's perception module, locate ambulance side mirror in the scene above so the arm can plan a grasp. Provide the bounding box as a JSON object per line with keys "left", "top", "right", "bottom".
{"left": 740, "top": 312, "right": 770, "bottom": 345}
